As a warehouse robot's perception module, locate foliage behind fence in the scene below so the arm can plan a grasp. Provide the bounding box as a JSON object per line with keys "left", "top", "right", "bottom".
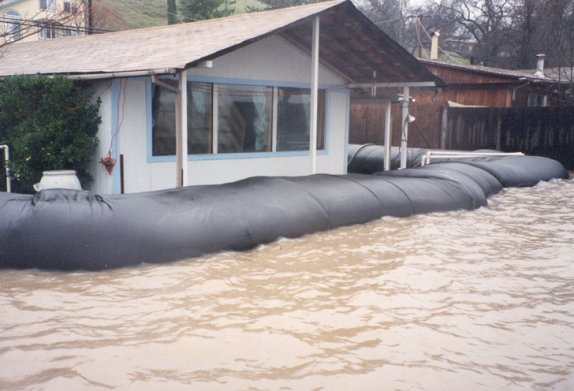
{"left": 446, "top": 106, "right": 574, "bottom": 170}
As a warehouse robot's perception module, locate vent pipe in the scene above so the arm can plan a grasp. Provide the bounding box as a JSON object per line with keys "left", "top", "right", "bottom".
{"left": 430, "top": 31, "right": 440, "bottom": 60}
{"left": 534, "top": 54, "right": 545, "bottom": 78}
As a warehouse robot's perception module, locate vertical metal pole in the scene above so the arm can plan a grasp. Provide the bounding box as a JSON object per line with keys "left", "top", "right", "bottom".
{"left": 1, "top": 145, "right": 10, "bottom": 193}
{"left": 309, "top": 16, "right": 320, "bottom": 174}
{"left": 383, "top": 100, "right": 392, "bottom": 171}
{"left": 175, "top": 85, "right": 183, "bottom": 187}
{"left": 119, "top": 154, "right": 125, "bottom": 194}
{"left": 87, "top": 0, "right": 93, "bottom": 34}
{"left": 400, "top": 86, "right": 410, "bottom": 169}
{"left": 180, "top": 69, "right": 188, "bottom": 186}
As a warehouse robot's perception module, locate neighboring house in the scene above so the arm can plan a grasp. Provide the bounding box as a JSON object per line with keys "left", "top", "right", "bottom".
{"left": 0, "top": 0, "right": 86, "bottom": 44}
{"left": 417, "top": 55, "right": 561, "bottom": 109}
{"left": 350, "top": 50, "right": 572, "bottom": 149}
{"left": 0, "top": 0, "right": 439, "bottom": 194}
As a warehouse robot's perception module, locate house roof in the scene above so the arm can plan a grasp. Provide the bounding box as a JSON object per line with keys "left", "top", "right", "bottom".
{"left": 420, "top": 59, "right": 561, "bottom": 84}
{"left": 0, "top": 0, "right": 440, "bottom": 85}
{"left": 538, "top": 67, "right": 574, "bottom": 82}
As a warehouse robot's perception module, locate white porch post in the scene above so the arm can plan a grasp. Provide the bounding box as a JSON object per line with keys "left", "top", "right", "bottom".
{"left": 152, "top": 73, "right": 188, "bottom": 187}
{"left": 175, "top": 87, "right": 182, "bottom": 187}
{"left": 384, "top": 100, "right": 392, "bottom": 171}
{"left": 180, "top": 69, "right": 188, "bottom": 186}
{"left": 175, "top": 70, "right": 188, "bottom": 187}
{"left": 399, "top": 86, "right": 410, "bottom": 169}
{"left": 309, "top": 16, "right": 320, "bottom": 174}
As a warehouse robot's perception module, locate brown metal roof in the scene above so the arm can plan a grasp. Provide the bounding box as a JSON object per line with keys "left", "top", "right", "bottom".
{"left": 0, "top": 0, "right": 439, "bottom": 84}
{"left": 420, "top": 59, "right": 568, "bottom": 84}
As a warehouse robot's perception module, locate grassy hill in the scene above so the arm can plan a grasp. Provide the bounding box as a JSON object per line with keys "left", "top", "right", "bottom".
{"left": 94, "top": 0, "right": 264, "bottom": 32}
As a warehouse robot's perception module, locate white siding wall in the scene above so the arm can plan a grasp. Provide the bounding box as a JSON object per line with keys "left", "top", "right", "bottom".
{"left": 87, "top": 80, "right": 115, "bottom": 194}
{"left": 90, "top": 34, "right": 350, "bottom": 194}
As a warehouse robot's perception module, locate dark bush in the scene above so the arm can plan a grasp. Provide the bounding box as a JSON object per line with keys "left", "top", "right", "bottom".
{"left": 0, "top": 75, "right": 100, "bottom": 193}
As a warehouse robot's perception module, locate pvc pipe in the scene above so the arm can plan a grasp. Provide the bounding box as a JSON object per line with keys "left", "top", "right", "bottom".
{"left": 421, "top": 150, "right": 525, "bottom": 166}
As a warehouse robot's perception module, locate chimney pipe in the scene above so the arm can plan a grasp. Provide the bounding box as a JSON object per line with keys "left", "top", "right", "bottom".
{"left": 534, "top": 53, "right": 545, "bottom": 78}
{"left": 430, "top": 31, "right": 440, "bottom": 60}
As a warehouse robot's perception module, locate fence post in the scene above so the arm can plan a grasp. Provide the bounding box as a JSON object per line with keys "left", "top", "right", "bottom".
{"left": 495, "top": 115, "right": 502, "bottom": 151}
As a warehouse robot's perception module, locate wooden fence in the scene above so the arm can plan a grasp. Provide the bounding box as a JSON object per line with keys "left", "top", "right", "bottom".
{"left": 445, "top": 106, "right": 574, "bottom": 169}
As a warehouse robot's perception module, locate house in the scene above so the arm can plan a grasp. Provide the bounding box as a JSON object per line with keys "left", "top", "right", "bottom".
{"left": 350, "top": 49, "right": 572, "bottom": 149}
{"left": 417, "top": 54, "right": 563, "bottom": 109}
{"left": 0, "top": 0, "right": 440, "bottom": 193}
{"left": 0, "top": 0, "right": 86, "bottom": 44}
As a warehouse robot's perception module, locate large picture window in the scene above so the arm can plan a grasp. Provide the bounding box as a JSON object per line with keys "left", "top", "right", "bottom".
{"left": 277, "top": 87, "right": 325, "bottom": 151}
{"left": 152, "top": 80, "right": 326, "bottom": 157}
{"left": 217, "top": 84, "right": 272, "bottom": 153}
{"left": 188, "top": 82, "right": 212, "bottom": 154}
{"left": 152, "top": 84, "right": 176, "bottom": 156}
{"left": 152, "top": 82, "right": 213, "bottom": 156}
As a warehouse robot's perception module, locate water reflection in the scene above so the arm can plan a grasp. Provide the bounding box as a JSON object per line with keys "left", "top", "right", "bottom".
{"left": 1, "top": 180, "right": 574, "bottom": 390}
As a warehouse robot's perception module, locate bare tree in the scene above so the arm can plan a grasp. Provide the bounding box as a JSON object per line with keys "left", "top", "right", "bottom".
{"left": 360, "top": 0, "right": 410, "bottom": 44}
{"left": 423, "top": 0, "right": 516, "bottom": 66}
{"left": 413, "top": 0, "right": 574, "bottom": 69}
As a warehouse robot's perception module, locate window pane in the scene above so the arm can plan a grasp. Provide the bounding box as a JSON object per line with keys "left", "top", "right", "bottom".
{"left": 4, "top": 11, "right": 21, "bottom": 41}
{"left": 276, "top": 88, "right": 325, "bottom": 151}
{"left": 152, "top": 84, "right": 176, "bottom": 156}
{"left": 217, "top": 84, "right": 272, "bottom": 153}
{"left": 187, "top": 82, "right": 212, "bottom": 154}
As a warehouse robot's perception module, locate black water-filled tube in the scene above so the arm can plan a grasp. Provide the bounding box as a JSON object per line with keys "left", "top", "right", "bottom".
{"left": 0, "top": 155, "right": 569, "bottom": 271}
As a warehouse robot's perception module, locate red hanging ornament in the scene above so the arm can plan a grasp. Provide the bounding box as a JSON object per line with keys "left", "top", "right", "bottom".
{"left": 100, "top": 155, "right": 116, "bottom": 174}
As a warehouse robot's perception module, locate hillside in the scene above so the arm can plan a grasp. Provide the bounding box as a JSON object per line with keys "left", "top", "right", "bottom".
{"left": 94, "top": 0, "right": 264, "bottom": 32}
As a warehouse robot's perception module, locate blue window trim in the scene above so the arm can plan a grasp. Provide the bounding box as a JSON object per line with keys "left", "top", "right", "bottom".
{"left": 146, "top": 75, "right": 340, "bottom": 163}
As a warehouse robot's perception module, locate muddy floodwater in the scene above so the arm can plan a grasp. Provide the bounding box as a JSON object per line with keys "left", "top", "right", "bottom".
{"left": 1, "top": 179, "right": 574, "bottom": 391}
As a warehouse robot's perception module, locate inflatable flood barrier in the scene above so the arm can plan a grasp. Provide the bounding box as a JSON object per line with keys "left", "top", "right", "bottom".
{"left": 0, "top": 155, "right": 569, "bottom": 271}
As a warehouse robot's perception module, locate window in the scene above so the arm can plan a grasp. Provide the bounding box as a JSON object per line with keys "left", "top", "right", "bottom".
{"left": 3, "top": 10, "right": 21, "bottom": 42}
{"left": 62, "top": 26, "right": 79, "bottom": 36}
{"left": 527, "top": 94, "right": 547, "bottom": 107}
{"left": 188, "top": 82, "right": 213, "bottom": 154}
{"left": 39, "top": 0, "right": 56, "bottom": 12}
{"left": 152, "top": 84, "right": 176, "bottom": 156}
{"left": 39, "top": 23, "right": 58, "bottom": 39}
{"left": 217, "top": 84, "right": 272, "bottom": 153}
{"left": 277, "top": 87, "right": 325, "bottom": 151}
{"left": 152, "top": 80, "right": 326, "bottom": 157}
{"left": 63, "top": 1, "right": 79, "bottom": 14}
